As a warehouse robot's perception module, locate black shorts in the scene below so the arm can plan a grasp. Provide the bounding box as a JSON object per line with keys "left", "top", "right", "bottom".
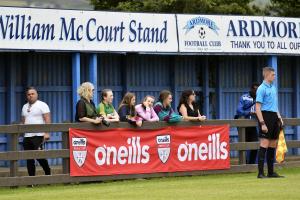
{"left": 258, "top": 111, "right": 280, "bottom": 140}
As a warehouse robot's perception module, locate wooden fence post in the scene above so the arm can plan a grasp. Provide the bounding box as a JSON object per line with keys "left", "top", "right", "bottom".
{"left": 62, "top": 122, "right": 70, "bottom": 174}
{"left": 9, "top": 133, "right": 19, "bottom": 177}
{"left": 238, "top": 127, "right": 246, "bottom": 165}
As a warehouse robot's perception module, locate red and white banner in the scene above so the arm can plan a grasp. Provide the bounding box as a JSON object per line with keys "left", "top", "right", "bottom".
{"left": 69, "top": 125, "right": 230, "bottom": 176}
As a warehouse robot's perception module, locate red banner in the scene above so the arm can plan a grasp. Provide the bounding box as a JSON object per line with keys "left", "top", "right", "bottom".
{"left": 69, "top": 125, "right": 230, "bottom": 176}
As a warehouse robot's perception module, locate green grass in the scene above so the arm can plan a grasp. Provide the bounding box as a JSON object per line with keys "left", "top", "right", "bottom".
{"left": 1, "top": 167, "right": 300, "bottom": 200}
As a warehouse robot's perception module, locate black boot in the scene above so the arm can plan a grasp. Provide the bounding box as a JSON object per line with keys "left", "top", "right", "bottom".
{"left": 267, "top": 147, "right": 284, "bottom": 178}
{"left": 257, "top": 147, "right": 267, "bottom": 178}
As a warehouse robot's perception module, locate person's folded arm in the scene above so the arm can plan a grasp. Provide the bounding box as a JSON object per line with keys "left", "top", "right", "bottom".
{"left": 236, "top": 96, "right": 248, "bottom": 117}
{"left": 154, "top": 104, "right": 170, "bottom": 122}
{"left": 149, "top": 107, "right": 159, "bottom": 122}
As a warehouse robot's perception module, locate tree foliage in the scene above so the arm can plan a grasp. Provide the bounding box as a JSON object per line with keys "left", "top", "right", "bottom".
{"left": 267, "top": 0, "right": 300, "bottom": 17}
{"left": 91, "top": 0, "right": 262, "bottom": 15}
{"left": 90, "top": 0, "right": 299, "bottom": 17}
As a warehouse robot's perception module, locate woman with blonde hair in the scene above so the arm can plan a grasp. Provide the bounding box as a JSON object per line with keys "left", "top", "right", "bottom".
{"left": 75, "top": 82, "right": 102, "bottom": 124}
{"left": 118, "top": 92, "right": 143, "bottom": 127}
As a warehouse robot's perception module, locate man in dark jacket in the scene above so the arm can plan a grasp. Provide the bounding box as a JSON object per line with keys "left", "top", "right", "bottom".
{"left": 235, "top": 83, "right": 259, "bottom": 164}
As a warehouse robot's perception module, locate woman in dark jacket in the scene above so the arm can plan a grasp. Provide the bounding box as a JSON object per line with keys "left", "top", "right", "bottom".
{"left": 75, "top": 82, "right": 102, "bottom": 124}
{"left": 118, "top": 92, "right": 143, "bottom": 127}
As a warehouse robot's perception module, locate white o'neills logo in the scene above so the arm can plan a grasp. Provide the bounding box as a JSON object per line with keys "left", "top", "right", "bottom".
{"left": 156, "top": 135, "right": 171, "bottom": 164}
{"left": 177, "top": 133, "right": 228, "bottom": 162}
{"left": 72, "top": 137, "right": 87, "bottom": 167}
{"left": 95, "top": 137, "right": 150, "bottom": 166}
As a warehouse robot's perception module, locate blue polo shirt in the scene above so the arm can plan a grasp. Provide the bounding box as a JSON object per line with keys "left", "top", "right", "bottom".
{"left": 256, "top": 81, "right": 278, "bottom": 112}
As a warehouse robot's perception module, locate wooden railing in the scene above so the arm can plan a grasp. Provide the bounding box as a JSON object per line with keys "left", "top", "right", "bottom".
{"left": 0, "top": 119, "right": 300, "bottom": 187}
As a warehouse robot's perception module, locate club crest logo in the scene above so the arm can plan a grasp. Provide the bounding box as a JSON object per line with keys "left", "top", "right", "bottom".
{"left": 183, "top": 16, "right": 220, "bottom": 35}
{"left": 72, "top": 137, "right": 87, "bottom": 167}
{"left": 156, "top": 135, "right": 171, "bottom": 164}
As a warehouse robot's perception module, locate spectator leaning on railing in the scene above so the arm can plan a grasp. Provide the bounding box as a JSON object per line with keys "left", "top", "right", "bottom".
{"left": 75, "top": 82, "right": 103, "bottom": 125}
{"left": 97, "top": 89, "right": 120, "bottom": 122}
{"left": 154, "top": 90, "right": 182, "bottom": 123}
{"left": 118, "top": 92, "right": 143, "bottom": 127}
{"left": 135, "top": 95, "right": 159, "bottom": 122}
{"left": 177, "top": 90, "right": 206, "bottom": 121}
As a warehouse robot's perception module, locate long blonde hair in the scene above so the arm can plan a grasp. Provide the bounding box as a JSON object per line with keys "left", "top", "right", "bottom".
{"left": 77, "top": 82, "right": 94, "bottom": 100}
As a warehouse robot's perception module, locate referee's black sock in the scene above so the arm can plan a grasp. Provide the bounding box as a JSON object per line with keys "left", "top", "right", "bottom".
{"left": 267, "top": 147, "right": 276, "bottom": 175}
{"left": 258, "top": 147, "right": 267, "bottom": 175}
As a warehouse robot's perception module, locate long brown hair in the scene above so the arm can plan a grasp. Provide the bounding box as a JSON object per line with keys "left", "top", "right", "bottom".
{"left": 158, "top": 90, "right": 172, "bottom": 103}
{"left": 158, "top": 90, "right": 172, "bottom": 109}
{"left": 118, "top": 92, "right": 136, "bottom": 116}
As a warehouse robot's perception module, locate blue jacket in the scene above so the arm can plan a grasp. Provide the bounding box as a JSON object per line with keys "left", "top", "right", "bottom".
{"left": 236, "top": 92, "right": 256, "bottom": 119}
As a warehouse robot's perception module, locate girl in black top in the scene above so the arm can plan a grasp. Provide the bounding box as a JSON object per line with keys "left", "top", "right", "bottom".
{"left": 177, "top": 90, "right": 206, "bottom": 121}
{"left": 118, "top": 92, "right": 143, "bottom": 127}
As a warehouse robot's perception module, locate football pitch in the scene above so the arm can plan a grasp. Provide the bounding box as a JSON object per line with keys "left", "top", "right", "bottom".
{"left": 0, "top": 167, "right": 300, "bottom": 200}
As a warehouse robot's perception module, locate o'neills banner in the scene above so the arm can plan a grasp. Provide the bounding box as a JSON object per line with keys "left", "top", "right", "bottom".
{"left": 69, "top": 125, "right": 230, "bottom": 177}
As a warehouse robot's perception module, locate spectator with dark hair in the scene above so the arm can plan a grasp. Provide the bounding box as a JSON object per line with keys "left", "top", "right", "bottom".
{"left": 97, "top": 89, "right": 119, "bottom": 122}
{"left": 21, "top": 86, "right": 51, "bottom": 177}
{"left": 235, "top": 82, "right": 259, "bottom": 164}
{"left": 118, "top": 92, "right": 143, "bottom": 127}
{"left": 154, "top": 90, "right": 182, "bottom": 123}
{"left": 75, "top": 82, "right": 102, "bottom": 124}
{"left": 177, "top": 90, "right": 206, "bottom": 121}
{"left": 135, "top": 95, "right": 159, "bottom": 122}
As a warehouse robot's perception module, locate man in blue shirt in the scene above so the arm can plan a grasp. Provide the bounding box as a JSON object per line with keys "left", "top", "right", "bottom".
{"left": 235, "top": 83, "right": 259, "bottom": 164}
{"left": 256, "top": 67, "right": 284, "bottom": 178}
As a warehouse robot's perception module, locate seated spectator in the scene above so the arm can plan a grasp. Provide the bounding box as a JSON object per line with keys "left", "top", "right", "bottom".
{"left": 118, "top": 92, "right": 143, "bottom": 127}
{"left": 177, "top": 90, "right": 206, "bottom": 121}
{"left": 154, "top": 90, "right": 182, "bottom": 123}
{"left": 75, "top": 82, "right": 102, "bottom": 124}
{"left": 97, "top": 89, "right": 119, "bottom": 122}
{"left": 135, "top": 95, "right": 159, "bottom": 122}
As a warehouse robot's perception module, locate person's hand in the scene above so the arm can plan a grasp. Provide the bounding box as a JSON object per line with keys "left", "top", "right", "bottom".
{"left": 261, "top": 124, "right": 268, "bottom": 133}
{"left": 93, "top": 117, "right": 102, "bottom": 124}
{"left": 107, "top": 114, "right": 116, "bottom": 119}
{"left": 136, "top": 121, "right": 143, "bottom": 127}
{"left": 198, "top": 116, "right": 206, "bottom": 121}
{"left": 144, "top": 101, "right": 150, "bottom": 108}
{"left": 126, "top": 115, "right": 132, "bottom": 120}
{"left": 43, "top": 133, "right": 50, "bottom": 141}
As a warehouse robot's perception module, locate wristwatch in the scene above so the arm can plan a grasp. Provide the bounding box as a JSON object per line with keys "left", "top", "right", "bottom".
{"left": 259, "top": 121, "right": 265, "bottom": 126}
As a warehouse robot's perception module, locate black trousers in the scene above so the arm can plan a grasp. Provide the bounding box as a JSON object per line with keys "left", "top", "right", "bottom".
{"left": 23, "top": 136, "right": 51, "bottom": 176}
{"left": 245, "top": 127, "right": 258, "bottom": 164}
